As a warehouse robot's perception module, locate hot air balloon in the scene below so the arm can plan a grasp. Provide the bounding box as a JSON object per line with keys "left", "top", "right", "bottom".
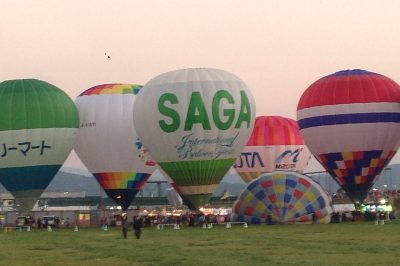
{"left": 231, "top": 171, "right": 332, "bottom": 224}
{"left": 0, "top": 79, "right": 79, "bottom": 212}
{"left": 133, "top": 68, "right": 255, "bottom": 210}
{"left": 297, "top": 69, "right": 400, "bottom": 203}
{"left": 74, "top": 84, "right": 157, "bottom": 210}
{"left": 234, "top": 116, "right": 311, "bottom": 183}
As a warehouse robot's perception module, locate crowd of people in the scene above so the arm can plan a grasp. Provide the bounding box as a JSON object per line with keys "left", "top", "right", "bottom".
{"left": 115, "top": 212, "right": 233, "bottom": 239}
{"left": 151, "top": 212, "right": 231, "bottom": 227}
{"left": 15, "top": 215, "right": 71, "bottom": 229}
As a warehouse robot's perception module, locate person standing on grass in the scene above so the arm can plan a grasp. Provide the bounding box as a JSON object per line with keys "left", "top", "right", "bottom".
{"left": 133, "top": 216, "right": 143, "bottom": 239}
{"left": 312, "top": 212, "right": 317, "bottom": 223}
{"left": 267, "top": 213, "right": 272, "bottom": 225}
{"left": 121, "top": 213, "right": 129, "bottom": 239}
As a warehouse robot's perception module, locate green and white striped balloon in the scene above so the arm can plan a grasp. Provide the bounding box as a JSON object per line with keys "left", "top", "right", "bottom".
{"left": 0, "top": 79, "right": 79, "bottom": 212}
{"left": 133, "top": 68, "right": 255, "bottom": 209}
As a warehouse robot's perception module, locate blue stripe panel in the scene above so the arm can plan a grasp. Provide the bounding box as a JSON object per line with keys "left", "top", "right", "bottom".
{"left": 298, "top": 112, "right": 400, "bottom": 129}
{"left": 248, "top": 179, "right": 260, "bottom": 191}
{"left": 0, "top": 165, "right": 61, "bottom": 191}
{"left": 286, "top": 178, "right": 297, "bottom": 188}
{"left": 317, "top": 196, "right": 325, "bottom": 208}
{"left": 284, "top": 193, "right": 292, "bottom": 204}
{"left": 255, "top": 190, "right": 266, "bottom": 201}
{"left": 323, "top": 69, "right": 376, "bottom": 78}
{"left": 305, "top": 205, "right": 315, "bottom": 213}
{"left": 281, "top": 206, "right": 288, "bottom": 219}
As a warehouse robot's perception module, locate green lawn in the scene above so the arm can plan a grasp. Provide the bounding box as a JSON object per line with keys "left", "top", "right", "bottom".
{"left": 0, "top": 222, "right": 399, "bottom": 266}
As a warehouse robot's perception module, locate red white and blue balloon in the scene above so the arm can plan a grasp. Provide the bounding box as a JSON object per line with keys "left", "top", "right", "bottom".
{"left": 297, "top": 69, "right": 400, "bottom": 203}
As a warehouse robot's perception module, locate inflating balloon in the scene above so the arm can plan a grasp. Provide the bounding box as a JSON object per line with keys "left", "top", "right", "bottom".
{"left": 231, "top": 171, "right": 332, "bottom": 224}
{"left": 0, "top": 79, "right": 79, "bottom": 211}
{"left": 234, "top": 116, "right": 311, "bottom": 183}
{"left": 297, "top": 69, "right": 400, "bottom": 203}
{"left": 74, "top": 84, "right": 156, "bottom": 210}
{"left": 133, "top": 68, "right": 255, "bottom": 209}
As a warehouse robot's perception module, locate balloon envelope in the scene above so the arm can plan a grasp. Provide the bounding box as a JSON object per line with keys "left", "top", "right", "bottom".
{"left": 297, "top": 69, "right": 400, "bottom": 203}
{"left": 231, "top": 171, "right": 332, "bottom": 224}
{"left": 74, "top": 84, "right": 156, "bottom": 210}
{"left": 133, "top": 68, "right": 255, "bottom": 209}
{"left": 0, "top": 79, "right": 79, "bottom": 211}
{"left": 234, "top": 116, "right": 311, "bottom": 183}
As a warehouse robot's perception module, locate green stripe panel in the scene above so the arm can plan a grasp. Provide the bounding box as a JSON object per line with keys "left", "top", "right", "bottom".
{"left": 183, "top": 194, "right": 213, "bottom": 209}
{"left": 158, "top": 158, "right": 235, "bottom": 186}
{"left": 0, "top": 79, "right": 79, "bottom": 130}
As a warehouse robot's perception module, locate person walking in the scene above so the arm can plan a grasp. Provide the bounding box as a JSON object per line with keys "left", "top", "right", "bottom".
{"left": 133, "top": 216, "right": 143, "bottom": 239}
{"left": 121, "top": 213, "right": 129, "bottom": 239}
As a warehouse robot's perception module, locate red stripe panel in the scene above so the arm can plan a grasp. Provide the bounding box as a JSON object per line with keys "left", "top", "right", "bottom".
{"left": 297, "top": 73, "right": 400, "bottom": 110}
{"left": 246, "top": 116, "right": 305, "bottom": 145}
{"left": 298, "top": 177, "right": 311, "bottom": 188}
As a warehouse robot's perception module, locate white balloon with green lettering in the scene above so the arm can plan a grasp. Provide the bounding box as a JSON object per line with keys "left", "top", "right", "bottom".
{"left": 133, "top": 68, "right": 255, "bottom": 209}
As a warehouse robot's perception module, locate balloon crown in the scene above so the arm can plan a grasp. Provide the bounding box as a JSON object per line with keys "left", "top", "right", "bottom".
{"left": 324, "top": 69, "right": 378, "bottom": 78}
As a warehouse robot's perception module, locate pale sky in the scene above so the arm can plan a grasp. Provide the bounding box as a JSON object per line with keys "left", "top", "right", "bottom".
{"left": 2, "top": 0, "right": 400, "bottom": 172}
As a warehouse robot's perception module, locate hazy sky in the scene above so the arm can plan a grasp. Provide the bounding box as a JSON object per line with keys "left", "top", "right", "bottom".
{"left": 2, "top": 0, "right": 400, "bottom": 172}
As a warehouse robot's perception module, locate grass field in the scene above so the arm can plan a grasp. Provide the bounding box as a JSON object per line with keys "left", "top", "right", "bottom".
{"left": 0, "top": 222, "right": 399, "bottom": 266}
